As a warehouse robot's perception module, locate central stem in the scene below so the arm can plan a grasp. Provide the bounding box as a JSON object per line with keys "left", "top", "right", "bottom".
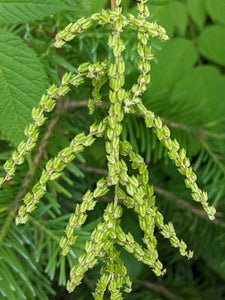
{"left": 111, "top": 0, "right": 115, "bottom": 10}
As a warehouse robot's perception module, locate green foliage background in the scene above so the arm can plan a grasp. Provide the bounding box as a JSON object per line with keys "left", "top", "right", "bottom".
{"left": 0, "top": 0, "right": 225, "bottom": 299}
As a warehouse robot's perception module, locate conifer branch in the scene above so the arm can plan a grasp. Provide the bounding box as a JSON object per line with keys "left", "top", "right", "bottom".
{"left": 134, "top": 280, "right": 183, "bottom": 300}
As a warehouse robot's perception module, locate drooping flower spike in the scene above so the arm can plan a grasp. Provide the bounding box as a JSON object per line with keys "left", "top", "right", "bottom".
{"left": 1, "top": 0, "right": 215, "bottom": 299}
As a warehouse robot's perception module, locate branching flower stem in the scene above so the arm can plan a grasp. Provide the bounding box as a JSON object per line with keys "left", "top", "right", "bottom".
{"left": 1, "top": 1, "right": 217, "bottom": 298}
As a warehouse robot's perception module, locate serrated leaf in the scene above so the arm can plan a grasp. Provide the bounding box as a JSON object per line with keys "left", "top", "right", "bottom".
{"left": 0, "top": 0, "right": 68, "bottom": 25}
{"left": 198, "top": 25, "right": 225, "bottom": 66}
{"left": 145, "top": 39, "right": 198, "bottom": 103}
{"left": 186, "top": 0, "right": 206, "bottom": 29}
{"left": 0, "top": 29, "right": 47, "bottom": 145}
{"left": 206, "top": 0, "right": 225, "bottom": 26}
{"left": 170, "top": 66, "right": 225, "bottom": 126}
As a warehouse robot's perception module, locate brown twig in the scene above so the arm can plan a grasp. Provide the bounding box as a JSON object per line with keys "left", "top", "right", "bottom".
{"left": 154, "top": 186, "right": 223, "bottom": 225}
{"left": 111, "top": 0, "right": 116, "bottom": 11}
{"left": 134, "top": 280, "right": 183, "bottom": 300}
{"left": 188, "top": 17, "right": 202, "bottom": 65}
{"left": 65, "top": 100, "right": 192, "bottom": 131}
{"left": 83, "top": 274, "right": 95, "bottom": 292}
{"left": 77, "top": 164, "right": 224, "bottom": 225}
{"left": 78, "top": 164, "right": 108, "bottom": 175}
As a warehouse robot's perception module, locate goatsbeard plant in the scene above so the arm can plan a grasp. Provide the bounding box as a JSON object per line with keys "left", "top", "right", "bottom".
{"left": 0, "top": 0, "right": 216, "bottom": 299}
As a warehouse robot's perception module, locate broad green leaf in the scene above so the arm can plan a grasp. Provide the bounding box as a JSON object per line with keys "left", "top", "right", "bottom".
{"left": 0, "top": 0, "right": 68, "bottom": 25}
{"left": 186, "top": 0, "right": 206, "bottom": 29}
{"left": 149, "top": 4, "right": 174, "bottom": 37}
{"left": 206, "top": 0, "right": 225, "bottom": 26}
{"left": 0, "top": 29, "right": 47, "bottom": 145}
{"left": 149, "top": 1, "right": 188, "bottom": 37}
{"left": 167, "top": 1, "right": 188, "bottom": 36}
{"left": 170, "top": 66, "right": 225, "bottom": 126}
{"left": 66, "top": 0, "right": 108, "bottom": 19}
{"left": 198, "top": 25, "right": 225, "bottom": 66}
{"left": 145, "top": 39, "right": 198, "bottom": 103}
{"left": 121, "top": 0, "right": 132, "bottom": 10}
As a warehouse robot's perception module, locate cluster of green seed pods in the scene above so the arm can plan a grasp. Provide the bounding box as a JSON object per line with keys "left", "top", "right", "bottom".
{"left": 0, "top": 0, "right": 216, "bottom": 299}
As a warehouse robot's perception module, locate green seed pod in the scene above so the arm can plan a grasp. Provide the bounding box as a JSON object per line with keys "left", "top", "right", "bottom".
{"left": 168, "top": 149, "right": 177, "bottom": 160}
{"left": 69, "top": 214, "right": 78, "bottom": 227}
{"left": 49, "top": 172, "right": 61, "bottom": 180}
{"left": 123, "top": 243, "right": 134, "bottom": 253}
{"left": 32, "top": 106, "right": 42, "bottom": 120}
{"left": 114, "top": 205, "right": 123, "bottom": 218}
{"left": 78, "top": 214, "right": 87, "bottom": 226}
{"left": 47, "top": 84, "right": 58, "bottom": 97}
{"left": 59, "top": 236, "right": 67, "bottom": 249}
{"left": 66, "top": 225, "right": 74, "bottom": 238}
{"left": 154, "top": 116, "right": 163, "bottom": 129}
{"left": 15, "top": 214, "right": 29, "bottom": 225}
{"left": 128, "top": 175, "right": 139, "bottom": 188}
{"left": 70, "top": 74, "right": 84, "bottom": 86}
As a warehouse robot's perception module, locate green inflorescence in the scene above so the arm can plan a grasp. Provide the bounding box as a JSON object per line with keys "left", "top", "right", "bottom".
{"left": 0, "top": 0, "right": 216, "bottom": 299}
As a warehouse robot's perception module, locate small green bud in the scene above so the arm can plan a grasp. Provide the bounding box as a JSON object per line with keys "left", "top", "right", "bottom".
{"left": 128, "top": 175, "right": 139, "bottom": 188}
{"left": 47, "top": 84, "right": 58, "bottom": 97}
{"left": 26, "top": 203, "right": 36, "bottom": 213}
{"left": 168, "top": 149, "right": 177, "bottom": 160}
{"left": 108, "top": 63, "right": 117, "bottom": 77}
{"left": 78, "top": 214, "right": 87, "bottom": 226}
{"left": 136, "top": 102, "right": 147, "bottom": 115}
{"left": 108, "top": 34, "right": 117, "bottom": 48}
{"left": 18, "top": 205, "right": 26, "bottom": 215}
{"left": 114, "top": 205, "right": 123, "bottom": 218}
{"left": 15, "top": 214, "right": 29, "bottom": 225}
{"left": 124, "top": 243, "right": 134, "bottom": 253}
{"left": 71, "top": 143, "right": 84, "bottom": 153}
{"left": 69, "top": 214, "right": 78, "bottom": 226}
{"left": 49, "top": 172, "right": 61, "bottom": 180}
{"left": 59, "top": 236, "right": 67, "bottom": 249}
{"left": 70, "top": 74, "right": 84, "bottom": 86}
{"left": 69, "top": 235, "right": 77, "bottom": 245}
{"left": 24, "top": 124, "right": 38, "bottom": 138}
{"left": 78, "top": 62, "right": 90, "bottom": 73}
{"left": 32, "top": 106, "right": 42, "bottom": 120}
{"left": 36, "top": 115, "right": 47, "bottom": 126}
{"left": 83, "top": 135, "right": 96, "bottom": 147}
{"left": 93, "top": 187, "right": 109, "bottom": 198}
{"left": 83, "top": 190, "right": 93, "bottom": 202}
{"left": 23, "top": 192, "right": 33, "bottom": 204}
{"left": 62, "top": 72, "right": 73, "bottom": 85}
{"left": 66, "top": 225, "right": 74, "bottom": 238}
{"left": 172, "top": 139, "right": 180, "bottom": 151}
{"left": 154, "top": 116, "right": 163, "bottom": 129}
{"left": 156, "top": 211, "right": 164, "bottom": 228}
{"left": 58, "top": 85, "right": 71, "bottom": 96}
{"left": 61, "top": 245, "right": 71, "bottom": 256}
{"left": 17, "top": 141, "right": 26, "bottom": 153}
{"left": 26, "top": 141, "right": 36, "bottom": 152}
